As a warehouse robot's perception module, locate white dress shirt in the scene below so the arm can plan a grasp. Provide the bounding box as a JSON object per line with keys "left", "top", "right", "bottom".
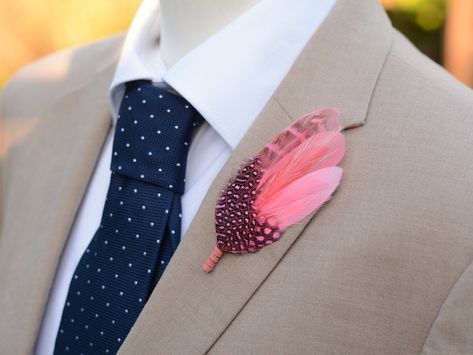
{"left": 35, "top": 0, "right": 336, "bottom": 353}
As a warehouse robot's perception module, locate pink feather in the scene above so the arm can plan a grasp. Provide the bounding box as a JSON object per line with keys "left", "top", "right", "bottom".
{"left": 203, "top": 108, "right": 346, "bottom": 273}
{"left": 256, "top": 130, "right": 345, "bottom": 206}
{"left": 258, "top": 108, "right": 342, "bottom": 169}
{"left": 256, "top": 167, "right": 343, "bottom": 231}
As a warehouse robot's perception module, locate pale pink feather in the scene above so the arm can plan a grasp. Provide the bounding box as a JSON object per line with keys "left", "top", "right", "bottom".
{"left": 256, "top": 167, "right": 343, "bottom": 230}
{"left": 256, "top": 130, "right": 345, "bottom": 203}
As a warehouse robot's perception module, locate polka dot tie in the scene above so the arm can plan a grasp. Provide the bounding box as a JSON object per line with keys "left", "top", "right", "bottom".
{"left": 54, "top": 80, "right": 204, "bottom": 354}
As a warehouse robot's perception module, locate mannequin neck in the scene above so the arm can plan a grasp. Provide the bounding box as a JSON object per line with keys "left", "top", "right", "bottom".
{"left": 159, "top": 0, "right": 262, "bottom": 68}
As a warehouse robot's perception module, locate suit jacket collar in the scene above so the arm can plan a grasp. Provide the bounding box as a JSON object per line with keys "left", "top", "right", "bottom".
{"left": 0, "top": 0, "right": 393, "bottom": 353}
{"left": 110, "top": 0, "right": 337, "bottom": 149}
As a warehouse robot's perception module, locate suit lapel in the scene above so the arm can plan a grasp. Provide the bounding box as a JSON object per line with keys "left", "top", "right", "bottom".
{"left": 119, "top": 0, "right": 393, "bottom": 354}
{"left": 0, "top": 36, "right": 124, "bottom": 354}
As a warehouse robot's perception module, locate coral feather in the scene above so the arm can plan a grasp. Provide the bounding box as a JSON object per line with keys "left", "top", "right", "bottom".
{"left": 203, "top": 108, "right": 345, "bottom": 272}
{"left": 257, "top": 108, "right": 342, "bottom": 169}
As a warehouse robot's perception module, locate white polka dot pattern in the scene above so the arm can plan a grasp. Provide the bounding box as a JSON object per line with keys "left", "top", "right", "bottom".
{"left": 54, "top": 80, "right": 204, "bottom": 354}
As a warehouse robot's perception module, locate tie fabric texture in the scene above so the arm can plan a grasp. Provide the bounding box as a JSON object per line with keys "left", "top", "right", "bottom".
{"left": 54, "top": 80, "right": 204, "bottom": 354}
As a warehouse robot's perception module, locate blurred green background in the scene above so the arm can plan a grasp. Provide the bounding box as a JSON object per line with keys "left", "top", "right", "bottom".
{"left": 383, "top": 0, "right": 447, "bottom": 63}
{"left": 1, "top": 0, "right": 472, "bottom": 88}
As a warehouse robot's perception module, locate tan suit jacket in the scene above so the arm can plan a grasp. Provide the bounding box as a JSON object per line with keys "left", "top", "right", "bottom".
{"left": 1, "top": 1, "right": 473, "bottom": 354}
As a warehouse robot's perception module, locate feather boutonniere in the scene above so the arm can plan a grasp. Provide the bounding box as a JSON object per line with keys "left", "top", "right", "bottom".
{"left": 203, "top": 108, "right": 346, "bottom": 272}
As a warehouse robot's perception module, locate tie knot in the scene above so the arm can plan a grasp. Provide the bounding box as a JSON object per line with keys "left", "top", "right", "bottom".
{"left": 111, "top": 80, "right": 204, "bottom": 194}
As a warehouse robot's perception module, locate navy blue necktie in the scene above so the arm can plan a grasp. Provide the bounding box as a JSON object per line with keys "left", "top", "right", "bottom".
{"left": 54, "top": 80, "right": 204, "bottom": 354}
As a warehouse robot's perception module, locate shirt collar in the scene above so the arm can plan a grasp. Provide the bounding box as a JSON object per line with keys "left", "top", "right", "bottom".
{"left": 109, "top": 0, "right": 336, "bottom": 149}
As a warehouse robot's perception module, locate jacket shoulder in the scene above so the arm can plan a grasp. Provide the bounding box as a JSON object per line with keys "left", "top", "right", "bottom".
{"left": 371, "top": 28, "right": 473, "bottom": 152}
{"left": 388, "top": 29, "right": 473, "bottom": 111}
{"left": 0, "top": 34, "right": 124, "bottom": 222}
{"left": 367, "top": 27, "right": 473, "bottom": 238}
{"left": 1, "top": 33, "right": 125, "bottom": 117}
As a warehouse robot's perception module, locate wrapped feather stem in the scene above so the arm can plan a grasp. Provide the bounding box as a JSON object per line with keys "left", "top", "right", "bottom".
{"left": 203, "top": 245, "right": 223, "bottom": 272}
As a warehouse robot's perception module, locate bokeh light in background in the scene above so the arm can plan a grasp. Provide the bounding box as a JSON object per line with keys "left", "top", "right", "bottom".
{"left": 383, "top": 0, "right": 473, "bottom": 87}
{"left": 0, "top": 0, "right": 141, "bottom": 87}
{"left": 1, "top": 0, "right": 472, "bottom": 88}
{"left": 382, "top": 0, "right": 447, "bottom": 63}
{"left": 382, "top": 0, "right": 447, "bottom": 31}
